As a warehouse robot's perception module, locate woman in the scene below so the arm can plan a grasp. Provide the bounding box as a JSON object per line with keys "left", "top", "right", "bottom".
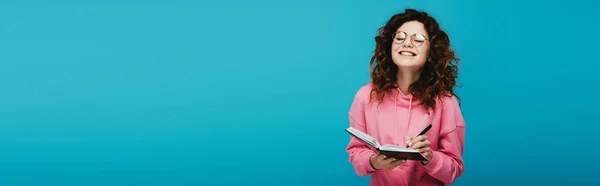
{"left": 345, "top": 9, "right": 466, "bottom": 186}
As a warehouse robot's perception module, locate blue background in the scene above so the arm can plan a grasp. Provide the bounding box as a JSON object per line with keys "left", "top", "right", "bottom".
{"left": 1, "top": 0, "right": 599, "bottom": 185}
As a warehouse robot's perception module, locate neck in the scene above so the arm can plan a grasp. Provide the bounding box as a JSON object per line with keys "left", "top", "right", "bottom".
{"left": 396, "top": 69, "right": 421, "bottom": 95}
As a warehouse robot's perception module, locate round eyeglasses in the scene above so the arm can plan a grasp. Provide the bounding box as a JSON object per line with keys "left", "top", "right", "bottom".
{"left": 392, "top": 31, "right": 429, "bottom": 46}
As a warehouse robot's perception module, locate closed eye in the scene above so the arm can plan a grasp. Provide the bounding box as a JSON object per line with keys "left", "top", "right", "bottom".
{"left": 414, "top": 34, "right": 427, "bottom": 41}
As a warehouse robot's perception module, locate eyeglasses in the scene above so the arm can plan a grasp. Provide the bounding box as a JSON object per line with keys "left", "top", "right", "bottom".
{"left": 392, "top": 31, "right": 429, "bottom": 46}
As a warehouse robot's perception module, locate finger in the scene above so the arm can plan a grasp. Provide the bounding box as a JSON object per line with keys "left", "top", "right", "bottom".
{"left": 383, "top": 155, "right": 396, "bottom": 163}
{"left": 417, "top": 147, "right": 430, "bottom": 154}
{"left": 381, "top": 160, "right": 394, "bottom": 170}
{"left": 406, "top": 136, "right": 414, "bottom": 147}
{"left": 409, "top": 136, "right": 427, "bottom": 148}
{"left": 384, "top": 164, "right": 397, "bottom": 170}
{"left": 377, "top": 154, "right": 387, "bottom": 161}
{"left": 376, "top": 155, "right": 389, "bottom": 162}
{"left": 391, "top": 158, "right": 406, "bottom": 166}
{"left": 384, "top": 161, "right": 397, "bottom": 170}
{"left": 383, "top": 157, "right": 396, "bottom": 164}
{"left": 385, "top": 159, "right": 405, "bottom": 169}
{"left": 411, "top": 141, "right": 424, "bottom": 149}
{"left": 411, "top": 135, "right": 428, "bottom": 144}
{"left": 411, "top": 141, "right": 431, "bottom": 149}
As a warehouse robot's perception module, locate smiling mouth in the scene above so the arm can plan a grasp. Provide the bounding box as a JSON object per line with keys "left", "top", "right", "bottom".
{"left": 399, "top": 51, "right": 416, "bottom": 56}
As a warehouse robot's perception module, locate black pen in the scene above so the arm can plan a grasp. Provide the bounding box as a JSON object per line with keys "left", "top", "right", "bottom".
{"left": 406, "top": 124, "right": 432, "bottom": 148}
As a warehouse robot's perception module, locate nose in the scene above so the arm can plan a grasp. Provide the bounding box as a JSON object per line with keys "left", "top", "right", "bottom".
{"left": 402, "top": 41, "right": 413, "bottom": 48}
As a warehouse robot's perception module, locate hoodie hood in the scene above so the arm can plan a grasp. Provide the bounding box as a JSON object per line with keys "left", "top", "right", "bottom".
{"left": 387, "top": 86, "right": 422, "bottom": 108}
{"left": 386, "top": 86, "right": 426, "bottom": 146}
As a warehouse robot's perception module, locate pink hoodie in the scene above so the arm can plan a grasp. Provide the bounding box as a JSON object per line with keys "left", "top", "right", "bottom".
{"left": 345, "top": 82, "right": 466, "bottom": 186}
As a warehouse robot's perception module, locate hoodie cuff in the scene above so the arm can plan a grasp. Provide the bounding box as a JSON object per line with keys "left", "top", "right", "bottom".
{"left": 423, "top": 150, "right": 442, "bottom": 172}
{"left": 365, "top": 151, "right": 378, "bottom": 172}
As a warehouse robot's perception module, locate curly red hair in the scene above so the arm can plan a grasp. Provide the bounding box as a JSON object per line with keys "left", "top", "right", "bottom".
{"left": 369, "top": 9, "right": 461, "bottom": 112}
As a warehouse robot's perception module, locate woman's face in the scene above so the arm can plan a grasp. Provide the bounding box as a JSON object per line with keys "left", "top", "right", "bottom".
{"left": 391, "top": 21, "right": 430, "bottom": 72}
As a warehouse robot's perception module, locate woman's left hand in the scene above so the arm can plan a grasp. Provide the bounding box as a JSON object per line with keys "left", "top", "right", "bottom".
{"left": 406, "top": 135, "right": 432, "bottom": 164}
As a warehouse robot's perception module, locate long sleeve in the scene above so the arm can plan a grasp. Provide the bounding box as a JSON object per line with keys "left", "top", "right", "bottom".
{"left": 345, "top": 86, "right": 377, "bottom": 176}
{"left": 346, "top": 115, "right": 378, "bottom": 176}
{"left": 422, "top": 97, "right": 466, "bottom": 184}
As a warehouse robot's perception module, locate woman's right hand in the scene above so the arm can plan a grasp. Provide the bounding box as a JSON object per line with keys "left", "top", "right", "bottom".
{"left": 369, "top": 154, "right": 406, "bottom": 170}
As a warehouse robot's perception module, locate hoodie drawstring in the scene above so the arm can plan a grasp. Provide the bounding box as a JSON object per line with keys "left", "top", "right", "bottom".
{"left": 395, "top": 93, "right": 398, "bottom": 145}
{"left": 406, "top": 95, "right": 412, "bottom": 145}
{"left": 395, "top": 88, "right": 413, "bottom": 146}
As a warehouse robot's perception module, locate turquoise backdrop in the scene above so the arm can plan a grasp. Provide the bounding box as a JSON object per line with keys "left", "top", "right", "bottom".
{"left": 1, "top": 0, "right": 598, "bottom": 185}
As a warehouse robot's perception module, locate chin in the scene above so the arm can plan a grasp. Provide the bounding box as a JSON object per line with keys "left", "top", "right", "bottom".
{"left": 393, "top": 59, "right": 423, "bottom": 69}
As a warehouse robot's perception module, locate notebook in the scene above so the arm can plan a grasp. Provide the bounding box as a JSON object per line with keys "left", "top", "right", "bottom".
{"left": 345, "top": 127, "right": 428, "bottom": 161}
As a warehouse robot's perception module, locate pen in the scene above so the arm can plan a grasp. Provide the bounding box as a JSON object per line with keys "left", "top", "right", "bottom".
{"left": 406, "top": 124, "right": 432, "bottom": 148}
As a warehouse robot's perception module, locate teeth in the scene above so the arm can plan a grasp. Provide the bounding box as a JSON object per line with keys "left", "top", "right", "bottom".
{"left": 400, "top": 52, "right": 415, "bottom": 56}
